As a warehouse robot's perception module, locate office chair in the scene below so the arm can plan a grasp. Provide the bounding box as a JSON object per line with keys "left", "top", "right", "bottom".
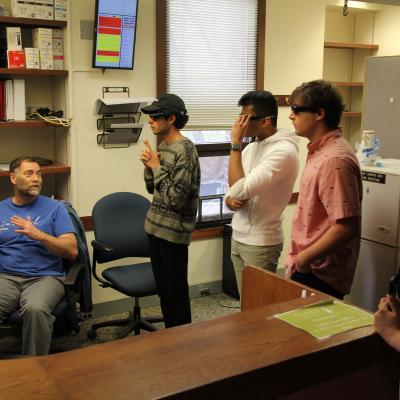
{"left": 87, "top": 192, "right": 163, "bottom": 340}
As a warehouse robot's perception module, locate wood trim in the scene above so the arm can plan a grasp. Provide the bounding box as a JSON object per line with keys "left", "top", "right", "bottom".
{"left": 331, "top": 81, "right": 363, "bottom": 88}
{"left": 80, "top": 216, "right": 93, "bottom": 232}
{"left": 0, "top": 16, "right": 67, "bottom": 28}
{"left": 192, "top": 226, "right": 224, "bottom": 240}
{"left": 275, "top": 95, "right": 289, "bottom": 107}
{"left": 324, "top": 41, "right": 379, "bottom": 50}
{"left": 343, "top": 111, "right": 362, "bottom": 118}
{"left": 0, "top": 68, "right": 68, "bottom": 77}
{"left": 156, "top": 0, "right": 167, "bottom": 97}
{"left": 256, "top": 0, "right": 266, "bottom": 90}
{"left": 289, "top": 192, "right": 298, "bottom": 204}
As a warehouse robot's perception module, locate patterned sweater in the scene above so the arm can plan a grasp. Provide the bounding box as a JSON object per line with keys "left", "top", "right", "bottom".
{"left": 144, "top": 137, "right": 200, "bottom": 245}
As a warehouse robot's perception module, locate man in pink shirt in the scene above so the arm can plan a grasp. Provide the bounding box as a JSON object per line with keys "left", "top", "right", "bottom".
{"left": 285, "top": 80, "right": 362, "bottom": 299}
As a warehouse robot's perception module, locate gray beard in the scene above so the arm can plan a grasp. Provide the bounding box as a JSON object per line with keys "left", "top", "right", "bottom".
{"left": 20, "top": 186, "right": 41, "bottom": 197}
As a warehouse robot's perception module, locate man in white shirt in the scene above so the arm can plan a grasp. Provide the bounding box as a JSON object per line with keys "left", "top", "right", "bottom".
{"left": 225, "top": 91, "right": 299, "bottom": 296}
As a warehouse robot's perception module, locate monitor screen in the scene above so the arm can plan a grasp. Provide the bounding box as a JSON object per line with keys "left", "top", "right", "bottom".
{"left": 92, "top": 0, "right": 139, "bottom": 70}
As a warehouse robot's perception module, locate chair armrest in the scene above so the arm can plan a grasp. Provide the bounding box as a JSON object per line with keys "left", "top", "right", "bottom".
{"left": 91, "top": 239, "right": 113, "bottom": 252}
{"left": 64, "top": 262, "right": 84, "bottom": 286}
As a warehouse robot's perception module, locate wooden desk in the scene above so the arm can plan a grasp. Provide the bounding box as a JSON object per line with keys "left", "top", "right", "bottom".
{"left": 0, "top": 294, "right": 398, "bottom": 399}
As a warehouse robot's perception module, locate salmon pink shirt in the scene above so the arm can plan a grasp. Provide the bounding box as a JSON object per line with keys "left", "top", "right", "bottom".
{"left": 285, "top": 130, "right": 362, "bottom": 295}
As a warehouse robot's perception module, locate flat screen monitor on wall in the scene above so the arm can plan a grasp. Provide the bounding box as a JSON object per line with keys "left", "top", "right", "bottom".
{"left": 92, "top": 0, "right": 139, "bottom": 70}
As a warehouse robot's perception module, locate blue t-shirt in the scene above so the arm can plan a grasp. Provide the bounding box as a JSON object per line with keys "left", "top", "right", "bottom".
{"left": 0, "top": 195, "right": 76, "bottom": 277}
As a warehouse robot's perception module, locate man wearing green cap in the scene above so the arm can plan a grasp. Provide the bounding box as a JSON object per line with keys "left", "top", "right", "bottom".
{"left": 140, "top": 93, "right": 200, "bottom": 328}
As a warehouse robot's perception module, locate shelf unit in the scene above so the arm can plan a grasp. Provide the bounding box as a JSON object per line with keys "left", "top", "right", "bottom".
{"left": 323, "top": 8, "right": 379, "bottom": 147}
{"left": 0, "top": 16, "right": 70, "bottom": 199}
{"left": 0, "top": 163, "right": 70, "bottom": 177}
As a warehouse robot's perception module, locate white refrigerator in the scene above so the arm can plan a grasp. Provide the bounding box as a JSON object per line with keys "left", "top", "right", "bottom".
{"left": 347, "top": 165, "right": 400, "bottom": 311}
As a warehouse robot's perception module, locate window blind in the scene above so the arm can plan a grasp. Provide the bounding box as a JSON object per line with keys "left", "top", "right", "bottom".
{"left": 166, "top": 0, "right": 258, "bottom": 129}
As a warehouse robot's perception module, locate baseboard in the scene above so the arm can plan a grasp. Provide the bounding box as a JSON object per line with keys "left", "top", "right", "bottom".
{"left": 92, "top": 280, "right": 222, "bottom": 318}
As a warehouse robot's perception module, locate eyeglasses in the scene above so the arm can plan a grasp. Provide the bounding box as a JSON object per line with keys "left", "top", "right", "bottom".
{"left": 290, "top": 104, "right": 317, "bottom": 115}
{"left": 149, "top": 111, "right": 171, "bottom": 120}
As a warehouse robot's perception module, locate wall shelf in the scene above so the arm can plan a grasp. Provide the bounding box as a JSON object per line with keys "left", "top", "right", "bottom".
{"left": 0, "top": 120, "right": 67, "bottom": 128}
{"left": 0, "top": 163, "right": 70, "bottom": 177}
{"left": 343, "top": 111, "right": 361, "bottom": 118}
{"left": 331, "top": 81, "right": 363, "bottom": 87}
{"left": 324, "top": 41, "right": 379, "bottom": 50}
{"left": 0, "top": 16, "right": 67, "bottom": 28}
{"left": 0, "top": 68, "right": 68, "bottom": 77}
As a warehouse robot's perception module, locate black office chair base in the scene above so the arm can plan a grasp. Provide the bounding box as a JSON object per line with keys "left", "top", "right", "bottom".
{"left": 87, "top": 315, "right": 163, "bottom": 340}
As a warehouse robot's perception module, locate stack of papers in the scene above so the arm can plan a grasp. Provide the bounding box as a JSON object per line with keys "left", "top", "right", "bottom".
{"left": 274, "top": 300, "right": 373, "bottom": 339}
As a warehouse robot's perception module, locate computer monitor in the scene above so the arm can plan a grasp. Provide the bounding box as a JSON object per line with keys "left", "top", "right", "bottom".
{"left": 92, "top": 0, "right": 139, "bottom": 70}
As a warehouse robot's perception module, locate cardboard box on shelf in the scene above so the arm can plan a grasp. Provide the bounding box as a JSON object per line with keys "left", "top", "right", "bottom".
{"left": 39, "top": 48, "right": 53, "bottom": 69}
{"left": 54, "top": 0, "right": 67, "bottom": 21}
{"left": 36, "top": 0, "right": 54, "bottom": 21}
{"left": 6, "top": 27, "right": 22, "bottom": 51}
{"left": 11, "top": 0, "right": 36, "bottom": 18}
{"left": 24, "top": 48, "right": 40, "bottom": 69}
{"left": 52, "top": 48, "right": 63, "bottom": 69}
{"left": 33, "top": 28, "right": 52, "bottom": 49}
{"left": 7, "top": 50, "right": 25, "bottom": 69}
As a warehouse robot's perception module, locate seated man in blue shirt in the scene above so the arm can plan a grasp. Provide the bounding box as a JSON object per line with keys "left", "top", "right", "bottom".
{"left": 0, "top": 156, "right": 77, "bottom": 356}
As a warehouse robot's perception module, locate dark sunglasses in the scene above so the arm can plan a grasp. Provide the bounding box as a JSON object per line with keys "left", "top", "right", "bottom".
{"left": 149, "top": 111, "right": 171, "bottom": 120}
{"left": 290, "top": 104, "right": 317, "bottom": 115}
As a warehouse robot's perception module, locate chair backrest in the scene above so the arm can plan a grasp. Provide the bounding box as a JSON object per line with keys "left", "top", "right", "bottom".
{"left": 92, "top": 192, "right": 151, "bottom": 263}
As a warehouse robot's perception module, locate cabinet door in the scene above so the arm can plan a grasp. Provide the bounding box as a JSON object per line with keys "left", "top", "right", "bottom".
{"left": 347, "top": 240, "right": 398, "bottom": 312}
{"left": 363, "top": 56, "right": 400, "bottom": 159}
{"left": 361, "top": 172, "right": 400, "bottom": 246}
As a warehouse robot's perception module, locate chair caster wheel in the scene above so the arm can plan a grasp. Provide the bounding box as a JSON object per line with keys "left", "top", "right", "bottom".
{"left": 87, "top": 329, "right": 97, "bottom": 340}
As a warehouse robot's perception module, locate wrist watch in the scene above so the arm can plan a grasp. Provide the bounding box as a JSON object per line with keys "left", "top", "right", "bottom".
{"left": 231, "top": 143, "right": 242, "bottom": 151}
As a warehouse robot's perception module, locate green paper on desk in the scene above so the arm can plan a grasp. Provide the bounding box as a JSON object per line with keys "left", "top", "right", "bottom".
{"left": 274, "top": 300, "right": 374, "bottom": 339}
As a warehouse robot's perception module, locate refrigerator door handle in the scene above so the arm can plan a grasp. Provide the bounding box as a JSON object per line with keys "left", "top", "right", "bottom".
{"left": 376, "top": 225, "right": 391, "bottom": 233}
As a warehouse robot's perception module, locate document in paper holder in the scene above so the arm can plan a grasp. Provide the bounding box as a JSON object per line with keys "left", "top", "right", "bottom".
{"left": 274, "top": 300, "right": 374, "bottom": 339}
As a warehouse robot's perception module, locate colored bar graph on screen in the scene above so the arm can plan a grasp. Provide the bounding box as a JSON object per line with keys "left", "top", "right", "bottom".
{"left": 96, "top": 15, "right": 122, "bottom": 66}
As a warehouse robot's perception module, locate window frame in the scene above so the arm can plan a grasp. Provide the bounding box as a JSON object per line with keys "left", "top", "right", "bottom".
{"left": 155, "top": 0, "right": 266, "bottom": 229}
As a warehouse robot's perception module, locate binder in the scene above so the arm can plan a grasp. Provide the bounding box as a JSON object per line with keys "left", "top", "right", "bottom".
{"left": 4, "top": 79, "right": 14, "bottom": 121}
{"left": 13, "top": 79, "right": 25, "bottom": 121}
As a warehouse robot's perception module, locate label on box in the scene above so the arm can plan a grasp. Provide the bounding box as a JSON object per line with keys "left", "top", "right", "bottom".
{"left": 7, "top": 50, "right": 25, "bottom": 68}
{"left": 40, "top": 48, "right": 53, "bottom": 69}
{"left": 11, "top": 0, "right": 36, "bottom": 18}
{"left": 24, "top": 47, "right": 40, "bottom": 69}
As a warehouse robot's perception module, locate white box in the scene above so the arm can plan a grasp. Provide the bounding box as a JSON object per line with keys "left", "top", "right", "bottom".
{"left": 6, "top": 27, "right": 22, "bottom": 50}
{"left": 39, "top": 48, "right": 53, "bottom": 69}
{"left": 13, "top": 79, "right": 26, "bottom": 121}
{"left": 11, "top": 0, "right": 36, "bottom": 18}
{"left": 36, "top": 0, "right": 54, "bottom": 20}
{"left": 33, "top": 28, "right": 52, "bottom": 49}
{"left": 52, "top": 48, "right": 63, "bottom": 69}
{"left": 54, "top": 0, "right": 67, "bottom": 21}
{"left": 52, "top": 28, "right": 63, "bottom": 50}
{"left": 24, "top": 48, "right": 40, "bottom": 69}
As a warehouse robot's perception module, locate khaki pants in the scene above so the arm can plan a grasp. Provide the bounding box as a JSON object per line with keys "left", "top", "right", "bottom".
{"left": 231, "top": 239, "right": 283, "bottom": 296}
{"left": 0, "top": 274, "right": 65, "bottom": 356}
